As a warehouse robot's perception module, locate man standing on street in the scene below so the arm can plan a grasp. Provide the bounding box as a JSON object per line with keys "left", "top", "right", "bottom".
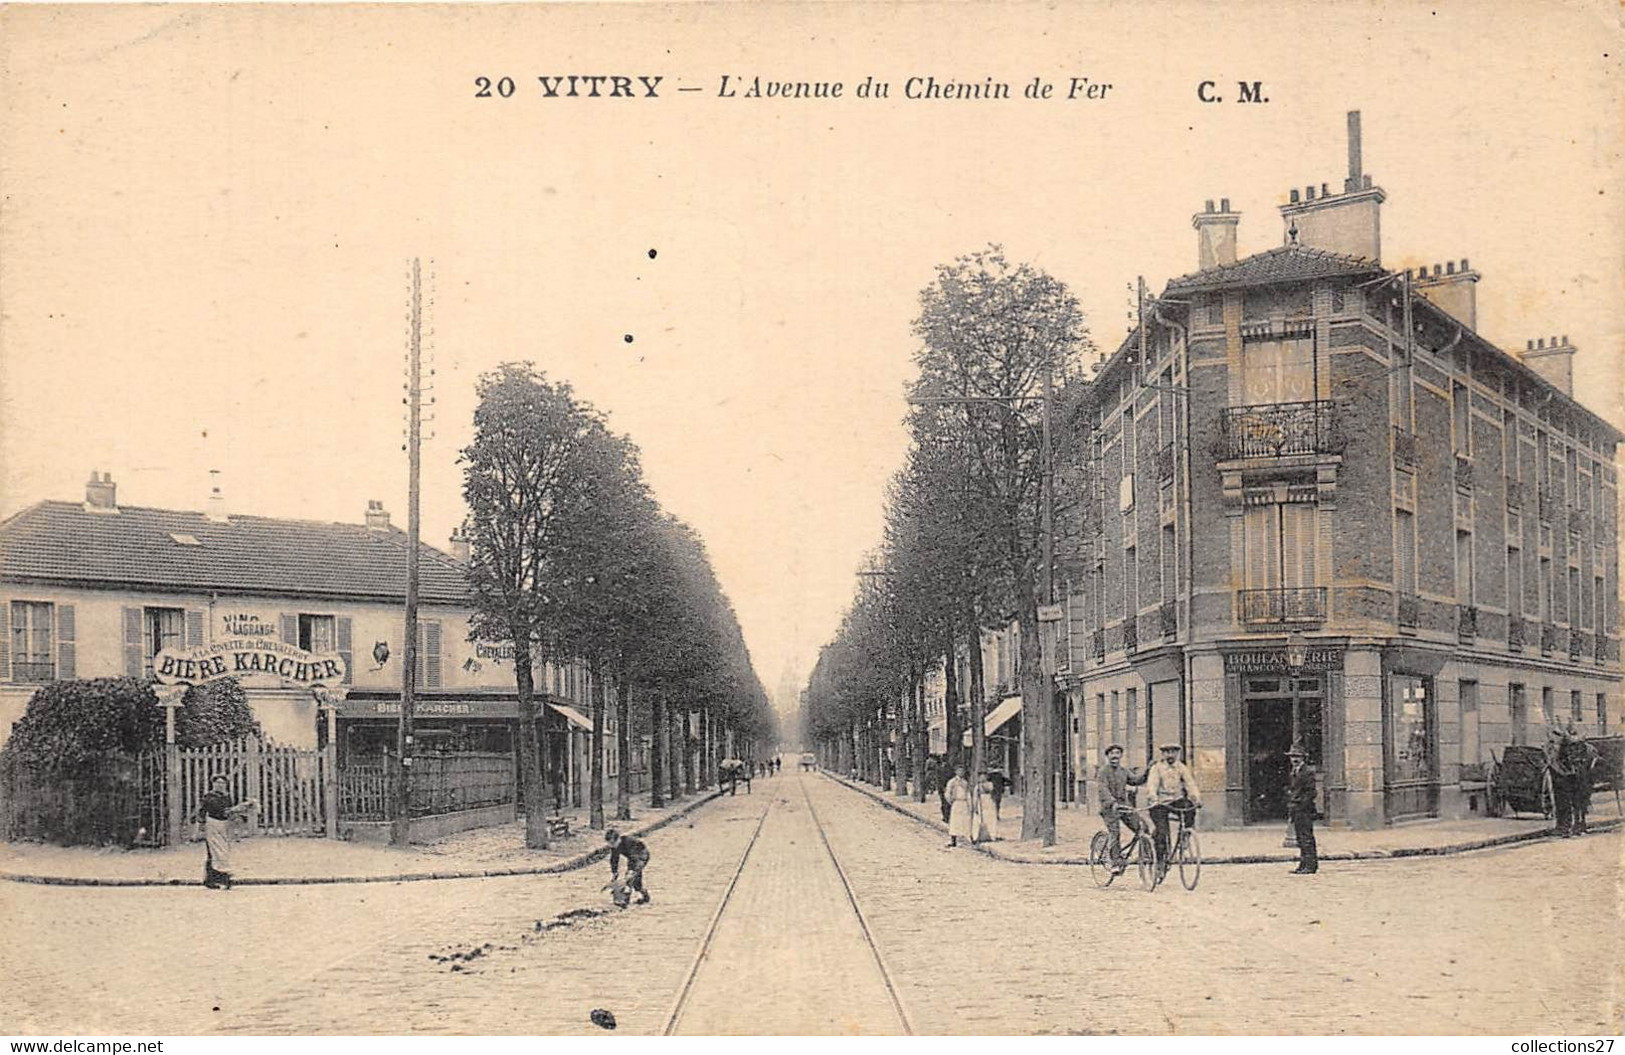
{"left": 1286, "top": 741, "right": 1318, "bottom": 875}
{"left": 1544, "top": 725, "right": 1576, "bottom": 836}
{"left": 1562, "top": 723, "right": 1598, "bottom": 835}
{"left": 1095, "top": 745, "right": 1147, "bottom": 875}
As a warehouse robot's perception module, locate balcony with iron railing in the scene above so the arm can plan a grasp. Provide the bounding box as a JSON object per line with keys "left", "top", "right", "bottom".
{"left": 1219, "top": 401, "right": 1341, "bottom": 461}
{"left": 1508, "top": 615, "right": 1526, "bottom": 651}
{"left": 1393, "top": 426, "right": 1419, "bottom": 469}
{"left": 1540, "top": 623, "right": 1560, "bottom": 656}
{"left": 1156, "top": 443, "right": 1177, "bottom": 484}
{"left": 1505, "top": 479, "right": 1525, "bottom": 511}
{"left": 1599, "top": 636, "right": 1617, "bottom": 664}
{"left": 1091, "top": 628, "right": 1105, "bottom": 660}
{"left": 1122, "top": 619, "right": 1139, "bottom": 654}
{"left": 1159, "top": 600, "right": 1178, "bottom": 640}
{"left": 1457, "top": 605, "right": 1478, "bottom": 642}
{"left": 1569, "top": 630, "right": 1586, "bottom": 660}
{"left": 10, "top": 660, "right": 55, "bottom": 683}
{"left": 1454, "top": 454, "right": 1474, "bottom": 492}
{"left": 1238, "top": 587, "right": 1327, "bottom": 627}
{"left": 1397, "top": 593, "right": 1420, "bottom": 630}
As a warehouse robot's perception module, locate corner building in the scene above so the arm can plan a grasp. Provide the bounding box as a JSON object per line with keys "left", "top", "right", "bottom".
{"left": 1064, "top": 114, "right": 1621, "bottom": 829}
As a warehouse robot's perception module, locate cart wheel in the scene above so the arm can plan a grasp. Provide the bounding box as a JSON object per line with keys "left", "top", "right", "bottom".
{"left": 1088, "top": 831, "right": 1114, "bottom": 889}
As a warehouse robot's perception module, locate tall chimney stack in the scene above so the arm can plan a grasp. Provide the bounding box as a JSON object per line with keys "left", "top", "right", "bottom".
{"left": 85, "top": 471, "right": 118, "bottom": 512}
{"left": 1520, "top": 334, "right": 1576, "bottom": 397}
{"left": 1192, "top": 197, "right": 1241, "bottom": 270}
{"left": 364, "top": 499, "right": 392, "bottom": 530}
{"left": 205, "top": 469, "right": 229, "bottom": 522}
{"left": 1415, "top": 257, "right": 1481, "bottom": 330}
{"left": 1278, "top": 109, "right": 1386, "bottom": 261}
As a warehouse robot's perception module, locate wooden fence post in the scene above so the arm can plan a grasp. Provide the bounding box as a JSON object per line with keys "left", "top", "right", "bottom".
{"left": 165, "top": 743, "right": 182, "bottom": 847}
{"left": 245, "top": 735, "right": 262, "bottom": 837}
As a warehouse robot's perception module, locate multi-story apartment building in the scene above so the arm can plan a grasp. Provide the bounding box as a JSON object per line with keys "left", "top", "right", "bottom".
{"left": 0, "top": 473, "right": 641, "bottom": 809}
{"left": 1063, "top": 114, "right": 1621, "bottom": 829}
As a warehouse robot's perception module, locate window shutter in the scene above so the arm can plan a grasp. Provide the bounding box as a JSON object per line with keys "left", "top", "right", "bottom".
{"left": 281, "top": 614, "right": 299, "bottom": 647}
{"left": 124, "top": 607, "right": 144, "bottom": 677}
{"left": 0, "top": 601, "right": 10, "bottom": 681}
{"left": 185, "top": 609, "right": 205, "bottom": 649}
{"left": 1244, "top": 506, "right": 1276, "bottom": 591}
{"left": 1283, "top": 503, "right": 1317, "bottom": 588}
{"left": 336, "top": 616, "right": 353, "bottom": 684}
{"left": 425, "top": 621, "right": 442, "bottom": 688}
{"left": 1396, "top": 510, "right": 1417, "bottom": 594}
{"left": 56, "top": 604, "right": 75, "bottom": 681}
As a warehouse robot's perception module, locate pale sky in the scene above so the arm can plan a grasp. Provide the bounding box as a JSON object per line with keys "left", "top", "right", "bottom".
{"left": 3, "top": 2, "right": 1622, "bottom": 722}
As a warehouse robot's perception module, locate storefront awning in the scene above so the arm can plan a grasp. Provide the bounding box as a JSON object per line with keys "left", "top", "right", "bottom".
{"left": 549, "top": 702, "right": 593, "bottom": 731}
{"left": 961, "top": 696, "right": 1024, "bottom": 746}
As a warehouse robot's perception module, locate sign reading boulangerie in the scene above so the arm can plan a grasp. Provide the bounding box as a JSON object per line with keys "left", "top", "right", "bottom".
{"left": 154, "top": 637, "right": 348, "bottom": 686}
{"left": 1224, "top": 648, "right": 1344, "bottom": 674}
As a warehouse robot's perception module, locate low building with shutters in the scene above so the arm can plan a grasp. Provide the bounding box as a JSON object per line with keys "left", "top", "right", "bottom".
{"left": 1060, "top": 113, "right": 1622, "bottom": 830}
{"left": 0, "top": 474, "right": 644, "bottom": 813}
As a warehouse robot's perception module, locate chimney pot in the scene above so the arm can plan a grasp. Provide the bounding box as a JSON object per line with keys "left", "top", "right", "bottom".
{"left": 1561, "top": 334, "right": 1569, "bottom": 345}
{"left": 365, "top": 501, "right": 391, "bottom": 530}
{"left": 1220, "top": 197, "right": 1231, "bottom": 212}
{"left": 1290, "top": 189, "right": 1300, "bottom": 204}
{"left": 1306, "top": 186, "right": 1316, "bottom": 201}
{"left": 85, "top": 470, "right": 118, "bottom": 511}
{"left": 1446, "top": 261, "right": 1456, "bottom": 275}
{"left": 1461, "top": 257, "right": 1470, "bottom": 271}
{"left": 1321, "top": 182, "right": 1330, "bottom": 197}
{"left": 1527, "top": 340, "right": 1535, "bottom": 351}
{"left": 1205, "top": 199, "right": 1215, "bottom": 212}
{"left": 1551, "top": 335, "right": 1558, "bottom": 346}
{"left": 1538, "top": 338, "right": 1546, "bottom": 349}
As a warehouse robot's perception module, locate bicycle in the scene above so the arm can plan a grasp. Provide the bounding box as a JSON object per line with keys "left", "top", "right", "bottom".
{"left": 1088, "top": 805, "right": 1158, "bottom": 892}
{"left": 1146, "top": 802, "right": 1202, "bottom": 891}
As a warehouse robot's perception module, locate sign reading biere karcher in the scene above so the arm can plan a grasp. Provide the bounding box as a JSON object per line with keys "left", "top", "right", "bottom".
{"left": 154, "top": 637, "right": 347, "bottom": 687}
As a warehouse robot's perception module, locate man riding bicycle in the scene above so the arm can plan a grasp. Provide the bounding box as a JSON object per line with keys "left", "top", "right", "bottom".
{"left": 1095, "top": 744, "right": 1148, "bottom": 874}
{"left": 1144, "top": 742, "right": 1201, "bottom": 876}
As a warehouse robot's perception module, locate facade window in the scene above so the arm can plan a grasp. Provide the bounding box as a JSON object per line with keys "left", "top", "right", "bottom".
{"left": 1540, "top": 686, "right": 1555, "bottom": 726}
{"left": 1596, "top": 578, "right": 1606, "bottom": 639}
{"left": 1396, "top": 508, "right": 1417, "bottom": 596}
{"left": 145, "top": 607, "right": 185, "bottom": 673}
{"left": 1570, "top": 690, "right": 1584, "bottom": 726}
{"left": 1509, "top": 684, "right": 1528, "bottom": 746}
{"left": 1245, "top": 501, "right": 1319, "bottom": 592}
{"left": 1567, "top": 567, "right": 1580, "bottom": 627}
{"left": 1503, "top": 410, "right": 1518, "bottom": 481}
{"left": 1241, "top": 337, "right": 1314, "bottom": 405}
{"left": 298, "top": 613, "right": 337, "bottom": 654}
{"left": 1123, "top": 410, "right": 1136, "bottom": 476}
{"left": 1160, "top": 524, "right": 1177, "bottom": 603}
{"left": 1455, "top": 530, "right": 1473, "bottom": 604}
{"left": 1123, "top": 546, "right": 1138, "bottom": 620}
{"left": 10, "top": 601, "right": 55, "bottom": 682}
{"left": 1539, "top": 558, "right": 1552, "bottom": 623}
{"left": 1459, "top": 680, "right": 1480, "bottom": 767}
{"left": 1389, "top": 675, "right": 1435, "bottom": 786}
{"left": 1599, "top": 693, "right": 1609, "bottom": 733}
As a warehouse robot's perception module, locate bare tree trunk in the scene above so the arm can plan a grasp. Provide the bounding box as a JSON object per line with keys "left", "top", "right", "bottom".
{"left": 943, "top": 630, "right": 962, "bottom": 772}
{"left": 511, "top": 640, "right": 549, "bottom": 850}
{"left": 616, "top": 668, "right": 633, "bottom": 821}
{"left": 1018, "top": 571, "right": 1055, "bottom": 844}
{"left": 650, "top": 691, "right": 666, "bottom": 808}
{"left": 967, "top": 613, "right": 987, "bottom": 787}
{"left": 589, "top": 662, "right": 606, "bottom": 830}
{"left": 681, "top": 708, "right": 696, "bottom": 794}
{"left": 895, "top": 674, "right": 911, "bottom": 797}
{"left": 668, "top": 705, "right": 683, "bottom": 800}
{"left": 913, "top": 673, "right": 929, "bottom": 803}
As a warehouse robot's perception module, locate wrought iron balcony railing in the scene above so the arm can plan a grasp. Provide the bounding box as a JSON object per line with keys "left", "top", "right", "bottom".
{"left": 1398, "top": 592, "right": 1420, "bottom": 630}
{"left": 1568, "top": 508, "right": 1587, "bottom": 537}
{"left": 1569, "top": 630, "right": 1586, "bottom": 660}
{"left": 1156, "top": 443, "right": 1177, "bottom": 484}
{"left": 1393, "top": 426, "right": 1419, "bottom": 469}
{"left": 1504, "top": 479, "right": 1525, "bottom": 511}
{"left": 10, "top": 660, "right": 55, "bottom": 683}
{"left": 1159, "top": 600, "right": 1178, "bottom": 640}
{"left": 1599, "top": 635, "right": 1616, "bottom": 664}
{"left": 1540, "top": 623, "right": 1559, "bottom": 655}
{"left": 1538, "top": 488, "right": 1557, "bottom": 523}
{"left": 1457, "top": 605, "right": 1478, "bottom": 642}
{"left": 1220, "top": 401, "right": 1340, "bottom": 460}
{"left": 1122, "top": 619, "right": 1139, "bottom": 654}
{"left": 1454, "top": 454, "right": 1474, "bottom": 492}
{"left": 1238, "top": 587, "right": 1327, "bottom": 626}
{"left": 1091, "top": 628, "right": 1105, "bottom": 660}
{"left": 1508, "top": 615, "right": 1526, "bottom": 651}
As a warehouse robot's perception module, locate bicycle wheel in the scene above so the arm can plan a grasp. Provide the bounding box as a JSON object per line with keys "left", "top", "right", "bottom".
{"left": 1135, "top": 832, "right": 1159, "bottom": 891}
{"left": 1178, "top": 830, "right": 1202, "bottom": 890}
{"left": 1088, "top": 831, "right": 1115, "bottom": 888}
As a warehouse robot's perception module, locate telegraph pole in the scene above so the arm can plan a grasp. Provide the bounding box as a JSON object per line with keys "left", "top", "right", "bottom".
{"left": 393, "top": 258, "right": 423, "bottom": 847}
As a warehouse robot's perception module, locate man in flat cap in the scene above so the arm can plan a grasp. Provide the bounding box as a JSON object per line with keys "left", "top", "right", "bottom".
{"left": 1143, "top": 742, "right": 1201, "bottom": 877}
{"left": 1095, "top": 744, "right": 1148, "bottom": 874}
{"left": 1286, "top": 740, "right": 1318, "bottom": 874}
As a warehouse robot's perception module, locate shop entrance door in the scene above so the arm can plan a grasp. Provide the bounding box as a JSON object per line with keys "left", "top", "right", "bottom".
{"left": 1244, "top": 676, "right": 1323, "bottom": 822}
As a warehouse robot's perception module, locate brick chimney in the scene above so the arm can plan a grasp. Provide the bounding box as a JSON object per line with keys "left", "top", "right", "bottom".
{"left": 1278, "top": 110, "right": 1386, "bottom": 261}
{"left": 364, "top": 499, "right": 391, "bottom": 530}
{"left": 84, "top": 470, "right": 117, "bottom": 512}
{"left": 1414, "top": 259, "right": 1480, "bottom": 330}
{"left": 1192, "top": 197, "right": 1241, "bottom": 270}
{"left": 1520, "top": 336, "right": 1576, "bottom": 397}
{"left": 449, "top": 524, "right": 471, "bottom": 563}
{"left": 205, "top": 468, "right": 229, "bottom": 523}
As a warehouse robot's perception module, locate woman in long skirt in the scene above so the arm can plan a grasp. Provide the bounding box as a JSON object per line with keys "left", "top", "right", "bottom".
{"left": 198, "top": 775, "right": 255, "bottom": 890}
{"left": 944, "top": 765, "right": 973, "bottom": 848}
{"left": 974, "top": 771, "right": 999, "bottom": 843}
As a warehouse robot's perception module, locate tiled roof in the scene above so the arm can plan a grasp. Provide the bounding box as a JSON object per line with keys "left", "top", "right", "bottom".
{"left": 0, "top": 501, "right": 470, "bottom": 604}
{"left": 1164, "top": 245, "right": 1382, "bottom": 294}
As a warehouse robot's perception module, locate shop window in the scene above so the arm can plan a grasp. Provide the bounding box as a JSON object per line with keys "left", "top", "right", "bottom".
{"left": 1509, "top": 684, "right": 1528, "bottom": 746}
{"left": 9, "top": 601, "right": 55, "bottom": 683}
{"left": 1389, "top": 675, "right": 1435, "bottom": 785}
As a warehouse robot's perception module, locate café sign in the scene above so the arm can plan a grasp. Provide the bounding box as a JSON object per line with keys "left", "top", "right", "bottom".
{"left": 154, "top": 637, "right": 347, "bottom": 687}
{"left": 1224, "top": 647, "right": 1344, "bottom": 674}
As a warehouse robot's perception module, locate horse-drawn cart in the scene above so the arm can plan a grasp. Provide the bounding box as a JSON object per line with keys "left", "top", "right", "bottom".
{"left": 1486, "top": 736, "right": 1624, "bottom": 819}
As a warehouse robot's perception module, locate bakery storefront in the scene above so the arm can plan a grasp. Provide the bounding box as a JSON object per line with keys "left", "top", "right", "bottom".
{"left": 1224, "top": 643, "right": 1345, "bottom": 824}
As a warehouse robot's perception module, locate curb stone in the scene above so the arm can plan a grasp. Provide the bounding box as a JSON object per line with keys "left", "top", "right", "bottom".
{"left": 821, "top": 771, "right": 1620, "bottom": 866}
{"left": 0, "top": 788, "right": 725, "bottom": 888}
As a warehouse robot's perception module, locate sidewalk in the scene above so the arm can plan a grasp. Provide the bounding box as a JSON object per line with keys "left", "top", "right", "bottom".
{"left": 0, "top": 789, "right": 723, "bottom": 886}
{"left": 825, "top": 771, "right": 1622, "bottom": 864}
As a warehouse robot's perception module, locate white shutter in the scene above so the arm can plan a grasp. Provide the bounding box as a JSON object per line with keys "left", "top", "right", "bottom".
{"left": 1282, "top": 503, "right": 1317, "bottom": 588}
{"left": 1245, "top": 506, "right": 1278, "bottom": 591}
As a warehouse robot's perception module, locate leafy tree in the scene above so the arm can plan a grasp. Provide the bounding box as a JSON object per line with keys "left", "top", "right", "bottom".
{"left": 4, "top": 678, "right": 164, "bottom": 771}
{"left": 175, "top": 678, "right": 261, "bottom": 747}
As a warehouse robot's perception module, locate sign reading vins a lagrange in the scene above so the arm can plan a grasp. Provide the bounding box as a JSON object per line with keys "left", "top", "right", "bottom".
{"left": 154, "top": 637, "right": 347, "bottom": 687}
{"left": 1224, "top": 648, "right": 1344, "bottom": 674}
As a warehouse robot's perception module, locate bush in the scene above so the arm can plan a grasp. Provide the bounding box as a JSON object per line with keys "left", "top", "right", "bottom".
{"left": 5, "top": 676, "right": 263, "bottom": 772}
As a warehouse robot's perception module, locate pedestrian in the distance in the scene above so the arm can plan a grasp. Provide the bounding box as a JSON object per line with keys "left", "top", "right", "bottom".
{"left": 973, "top": 770, "right": 998, "bottom": 843}
{"left": 944, "top": 765, "right": 973, "bottom": 848}
{"left": 987, "top": 768, "right": 1008, "bottom": 822}
{"left": 197, "top": 775, "right": 255, "bottom": 890}
{"left": 605, "top": 828, "right": 652, "bottom": 905}
{"left": 1285, "top": 741, "right": 1318, "bottom": 875}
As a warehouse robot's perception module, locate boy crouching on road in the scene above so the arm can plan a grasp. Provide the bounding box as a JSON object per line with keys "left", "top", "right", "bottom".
{"left": 605, "top": 828, "right": 652, "bottom": 906}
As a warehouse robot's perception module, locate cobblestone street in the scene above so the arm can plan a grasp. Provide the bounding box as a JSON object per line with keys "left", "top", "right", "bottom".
{"left": 2, "top": 771, "right": 1618, "bottom": 1036}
